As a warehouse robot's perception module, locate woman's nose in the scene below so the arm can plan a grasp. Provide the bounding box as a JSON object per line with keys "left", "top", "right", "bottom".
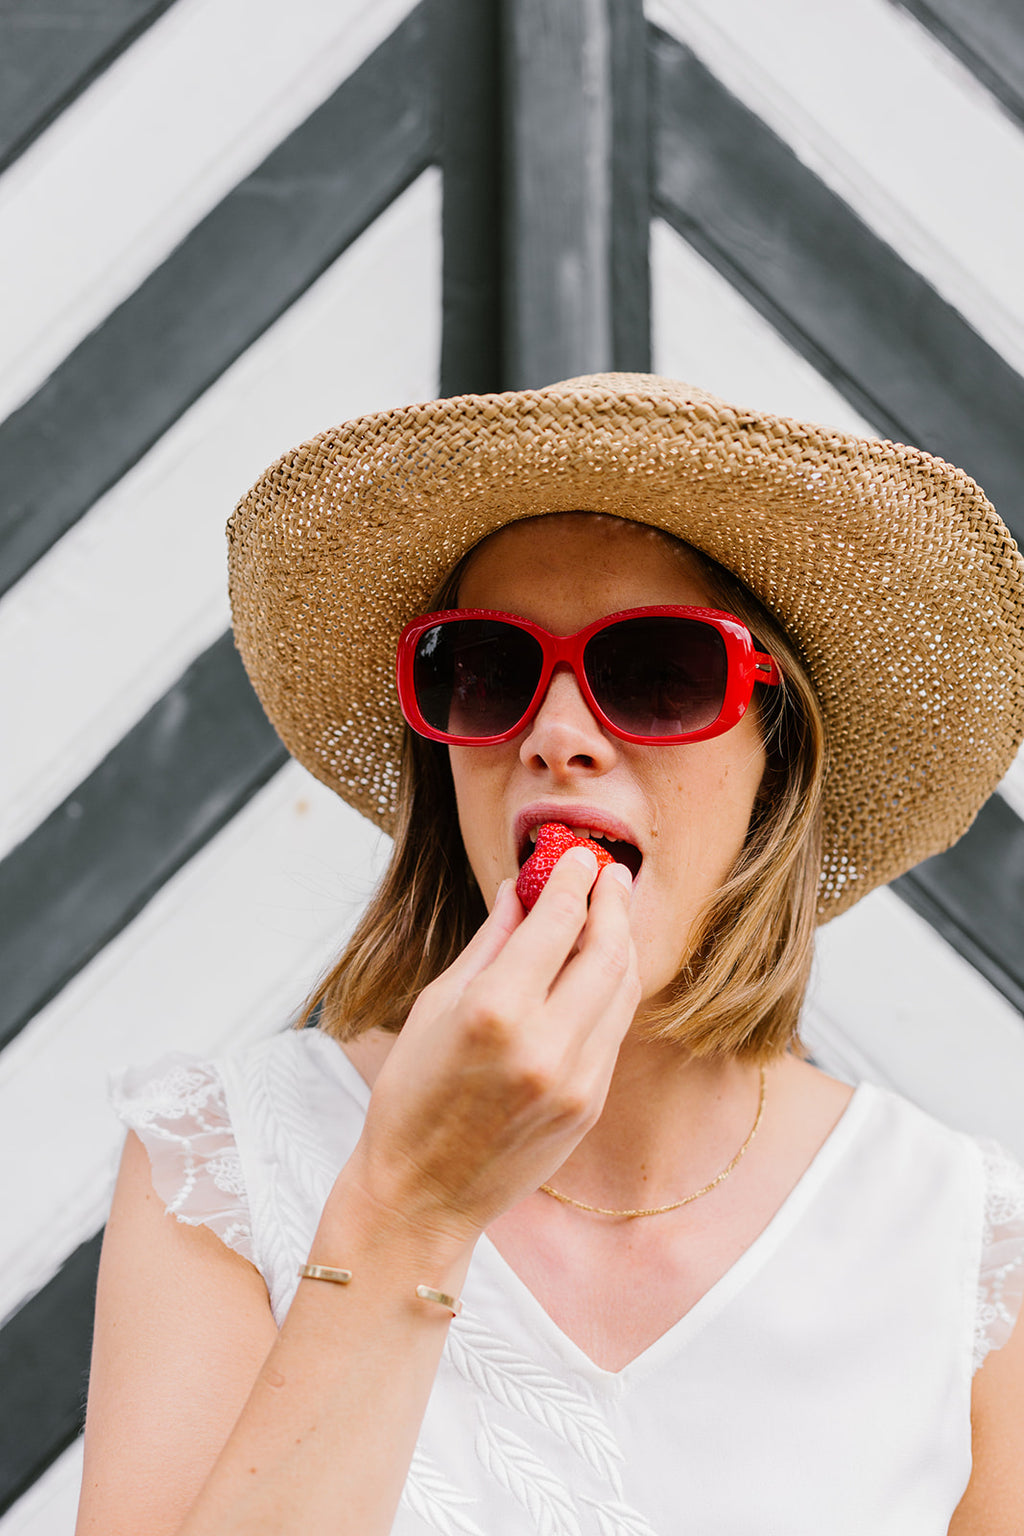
{"left": 518, "top": 664, "right": 618, "bottom": 775}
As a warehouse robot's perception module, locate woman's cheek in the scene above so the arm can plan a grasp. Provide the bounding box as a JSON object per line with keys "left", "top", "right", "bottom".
{"left": 628, "top": 881, "right": 687, "bottom": 998}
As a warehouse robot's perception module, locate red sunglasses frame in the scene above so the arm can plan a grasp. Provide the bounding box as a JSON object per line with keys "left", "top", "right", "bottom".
{"left": 396, "top": 605, "right": 781, "bottom": 747}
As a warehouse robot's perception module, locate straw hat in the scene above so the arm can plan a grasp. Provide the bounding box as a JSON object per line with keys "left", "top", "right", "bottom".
{"left": 227, "top": 373, "right": 1024, "bottom": 920}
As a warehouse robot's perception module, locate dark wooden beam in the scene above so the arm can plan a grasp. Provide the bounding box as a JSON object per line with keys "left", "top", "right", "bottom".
{"left": 436, "top": 0, "right": 504, "bottom": 395}
{"left": 890, "top": 0, "right": 1024, "bottom": 130}
{"left": 502, "top": 0, "right": 649, "bottom": 388}
{"left": 649, "top": 25, "right": 1024, "bottom": 549}
{"left": 0, "top": 634, "right": 286, "bottom": 1049}
{"left": 0, "top": 3, "right": 436, "bottom": 598}
{"left": 0, "top": 0, "right": 177, "bottom": 174}
{"left": 0, "top": 1233, "right": 101, "bottom": 1516}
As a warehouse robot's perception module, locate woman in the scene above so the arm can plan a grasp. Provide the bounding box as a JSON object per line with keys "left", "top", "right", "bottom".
{"left": 78, "top": 374, "right": 1024, "bottom": 1534}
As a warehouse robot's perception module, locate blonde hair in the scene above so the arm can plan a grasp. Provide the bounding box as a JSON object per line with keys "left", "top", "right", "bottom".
{"left": 301, "top": 519, "right": 827, "bottom": 1061}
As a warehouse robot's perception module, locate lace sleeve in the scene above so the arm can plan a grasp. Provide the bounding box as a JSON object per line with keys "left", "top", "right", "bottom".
{"left": 111, "top": 1055, "right": 255, "bottom": 1265}
{"left": 973, "top": 1139, "right": 1024, "bottom": 1373}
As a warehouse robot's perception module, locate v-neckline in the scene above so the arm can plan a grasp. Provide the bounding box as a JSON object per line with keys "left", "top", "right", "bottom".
{"left": 326, "top": 1032, "right": 874, "bottom": 1388}
{"left": 472, "top": 1083, "right": 873, "bottom": 1388}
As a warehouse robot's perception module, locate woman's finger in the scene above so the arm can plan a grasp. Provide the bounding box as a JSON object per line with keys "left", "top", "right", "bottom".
{"left": 573, "top": 928, "right": 643, "bottom": 1081}
{"left": 487, "top": 846, "right": 601, "bottom": 996}
{"left": 548, "top": 861, "right": 639, "bottom": 1039}
{"left": 547, "top": 878, "right": 641, "bottom": 1121}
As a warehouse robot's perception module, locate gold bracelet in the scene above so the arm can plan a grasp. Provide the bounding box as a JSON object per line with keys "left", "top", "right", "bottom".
{"left": 415, "top": 1284, "right": 462, "bottom": 1317}
{"left": 297, "top": 1263, "right": 353, "bottom": 1284}
{"left": 297, "top": 1265, "right": 462, "bottom": 1316}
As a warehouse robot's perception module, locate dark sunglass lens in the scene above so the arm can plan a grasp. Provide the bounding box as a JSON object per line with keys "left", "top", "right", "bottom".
{"left": 584, "top": 616, "right": 727, "bottom": 737}
{"left": 413, "top": 620, "right": 543, "bottom": 738}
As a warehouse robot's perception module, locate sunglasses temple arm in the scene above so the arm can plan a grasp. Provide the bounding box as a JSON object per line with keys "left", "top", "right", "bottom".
{"left": 754, "top": 651, "right": 782, "bottom": 686}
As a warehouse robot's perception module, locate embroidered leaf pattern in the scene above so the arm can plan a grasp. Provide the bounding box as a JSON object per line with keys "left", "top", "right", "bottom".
{"left": 400, "top": 1447, "right": 487, "bottom": 1536}
{"left": 476, "top": 1417, "right": 582, "bottom": 1536}
{"left": 248, "top": 1043, "right": 339, "bottom": 1322}
{"left": 449, "top": 1311, "right": 624, "bottom": 1492}
{"left": 583, "top": 1494, "right": 663, "bottom": 1536}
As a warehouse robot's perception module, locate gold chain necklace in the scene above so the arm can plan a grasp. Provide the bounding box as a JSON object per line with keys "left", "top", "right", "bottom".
{"left": 538, "top": 1065, "right": 767, "bottom": 1219}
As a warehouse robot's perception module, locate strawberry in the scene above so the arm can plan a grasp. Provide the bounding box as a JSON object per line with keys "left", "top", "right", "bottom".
{"left": 515, "top": 822, "right": 615, "bottom": 911}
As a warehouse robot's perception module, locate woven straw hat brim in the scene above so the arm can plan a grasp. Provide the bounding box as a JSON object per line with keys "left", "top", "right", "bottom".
{"left": 228, "top": 373, "right": 1024, "bottom": 920}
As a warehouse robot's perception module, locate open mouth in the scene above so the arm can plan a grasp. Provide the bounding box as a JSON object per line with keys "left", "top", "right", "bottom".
{"left": 594, "top": 836, "right": 643, "bottom": 879}
{"left": 517, "top": 827, "right": 644, "bottom": 880}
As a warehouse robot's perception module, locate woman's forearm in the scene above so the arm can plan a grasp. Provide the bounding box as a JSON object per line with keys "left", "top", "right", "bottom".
{"left": 178, "top": 1175, "right": 474, "bottom": 1536}
{"left": 172, "top": 859, "right": 636, "bottom": 1533}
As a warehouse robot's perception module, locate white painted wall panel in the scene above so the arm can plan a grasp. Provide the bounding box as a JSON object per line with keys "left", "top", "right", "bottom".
{"left": 647, "top": 0, "right": 1024, "bottom": 377}
{"left": 0, "top": 0, "right": 418, "bottom": 419}
{"left": 999, "top": 742, "right": 1024, "bottom": 822}
{"left": 0, "top": 170, "right": 441, "bottom": 858}
{"left": 805, "top": 887, "right": 1024, "bottom": 1158}
{"left": 0, "top": 765, "right": 391, "bottom": 1328}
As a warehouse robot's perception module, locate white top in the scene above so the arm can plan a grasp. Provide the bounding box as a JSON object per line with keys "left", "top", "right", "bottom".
{"left": 113, "top": 1028, "right": 1024, "bottom": 1536}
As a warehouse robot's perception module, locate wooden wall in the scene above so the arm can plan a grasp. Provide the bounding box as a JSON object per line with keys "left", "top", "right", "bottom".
{"left": 1, "top": 0, "right": 1022, "bottom": 1526}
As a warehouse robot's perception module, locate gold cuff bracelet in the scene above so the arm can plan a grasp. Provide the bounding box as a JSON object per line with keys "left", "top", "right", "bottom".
{"left": 297, "top": 1265, "right": 462, "bottom": 1316}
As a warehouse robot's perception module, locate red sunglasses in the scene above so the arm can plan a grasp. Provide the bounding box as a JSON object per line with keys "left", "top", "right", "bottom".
{"left": 396, "top": 606, "right": 781, "bottom": 746}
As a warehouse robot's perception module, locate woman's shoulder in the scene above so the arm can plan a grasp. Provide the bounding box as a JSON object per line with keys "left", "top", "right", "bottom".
{"left": 113, "top": 1026, "right": 368, "bottom": 1125}
{"left": 111, "top": 1047, "right": 257, "bottom": 1263}
{"left": 866, "top": 1079, "right": 1024, "bottom": 1192}
{"left": 110, "top": 1028, "right": 370, "bottom": 1272}
{"left": 824, "top": 1070, "right": 1024, "bottom": 1372}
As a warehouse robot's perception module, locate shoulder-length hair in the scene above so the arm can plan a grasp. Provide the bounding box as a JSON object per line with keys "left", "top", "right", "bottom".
{"left": 300, "top": 519, "right": 827, "bottom": 1061}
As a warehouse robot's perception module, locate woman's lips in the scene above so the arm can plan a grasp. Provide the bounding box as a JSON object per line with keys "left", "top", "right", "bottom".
{"left": 514, "top": 805, "right": 644, "bottom": 871}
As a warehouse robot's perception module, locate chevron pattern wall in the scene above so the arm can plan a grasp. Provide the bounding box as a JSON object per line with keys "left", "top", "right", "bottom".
{"left": 1, "top": 0, "right": 1022, "bottom": 1527}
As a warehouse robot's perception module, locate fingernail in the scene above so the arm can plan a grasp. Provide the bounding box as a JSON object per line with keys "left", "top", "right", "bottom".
{"left": 608, "top": 862, "right": 633, "bottom": 890}
{"left": 566, "top": 846, "right": 598, "bottom": 874}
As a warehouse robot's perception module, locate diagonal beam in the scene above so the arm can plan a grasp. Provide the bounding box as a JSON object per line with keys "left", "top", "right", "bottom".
{"left": 0, "top": 1233, "right": 101, "bottom": 1516}
{"left": 0, "top": 0, "right": 176, "bottom": 175}
{"left": 891, "top": 0, "right": 1024, "bottom": 130}
{"left": 649, "top": 25, "right": 1024, "bottom": 548}
{"left": 0, "top": 3, "right": 436, "bottom": 598}
{"left": 0, "top": 634, "right": 286, "bottom": 1050}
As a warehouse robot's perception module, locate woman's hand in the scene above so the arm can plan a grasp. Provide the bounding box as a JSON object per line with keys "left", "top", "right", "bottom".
{"left": 78, "top": 849, "right": 638, "bottom": 1536}
{"left": 343, "top": 848, "right": 641, "bottom": 1247}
